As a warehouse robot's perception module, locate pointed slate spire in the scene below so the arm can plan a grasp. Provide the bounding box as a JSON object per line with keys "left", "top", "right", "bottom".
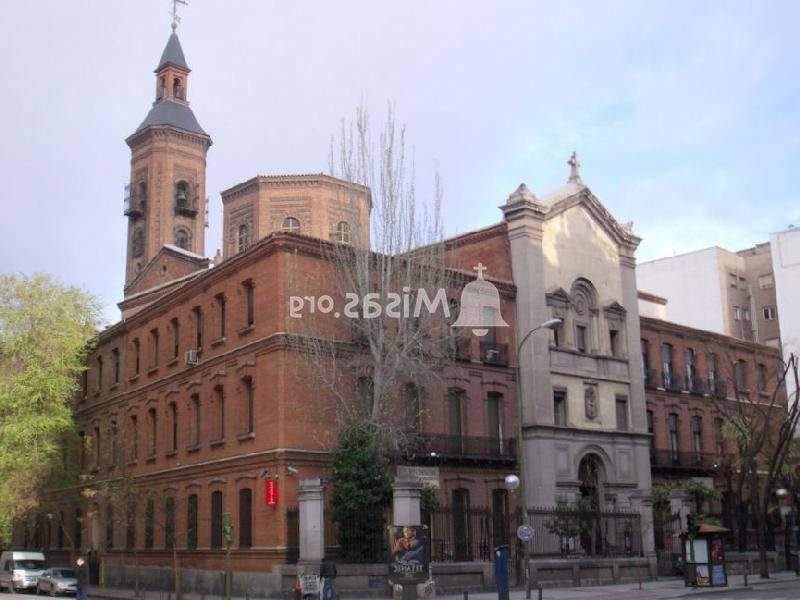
{"left": 155, "top": 32, "right": 190, "bottom": 72}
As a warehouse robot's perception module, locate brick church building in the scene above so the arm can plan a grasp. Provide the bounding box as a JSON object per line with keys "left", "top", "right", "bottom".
{"left": 18, "top": 25, "right": 698, "bottom": 586}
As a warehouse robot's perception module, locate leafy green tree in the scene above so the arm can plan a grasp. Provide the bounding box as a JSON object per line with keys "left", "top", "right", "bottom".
{"left": 329, "top": 420, "right": 392, "bottom": 562}
{"left": 0, "top": 274, "right": 100, "bottom": 542}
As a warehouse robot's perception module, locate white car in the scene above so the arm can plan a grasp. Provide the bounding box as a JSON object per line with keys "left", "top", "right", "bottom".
{"left": 36, "top": 568, "right": 77, "bottom": 596}
{"left": 0, "top": 551, "right": 47, "bottom": 593}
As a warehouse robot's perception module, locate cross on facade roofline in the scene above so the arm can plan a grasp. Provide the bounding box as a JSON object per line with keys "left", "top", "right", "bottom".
{"left": 473, "top": 262, "right": 487, "bottom": 279}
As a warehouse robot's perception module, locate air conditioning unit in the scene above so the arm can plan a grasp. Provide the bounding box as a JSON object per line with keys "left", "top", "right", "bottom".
{"left": 185, "top": 349, "right": 199, "bottom": 365}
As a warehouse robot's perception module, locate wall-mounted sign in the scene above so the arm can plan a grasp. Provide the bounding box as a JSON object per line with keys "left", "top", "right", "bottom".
{"left": 265, "top": 479, "right": 278, "bottom": 506}
{"left": 396, "top": 466, "right": 440, "bottom": 489}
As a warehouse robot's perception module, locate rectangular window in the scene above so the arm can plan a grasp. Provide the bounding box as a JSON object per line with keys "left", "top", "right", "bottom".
{"left": 609, "top": 328, "right": 620, "bottom": 357}
{"left": 707, "top": 353, "right": 717, "bottom": 393}
{"left": 743, "top": 309, "right": 751, "bottom": 321}
{"left": 244, "top": 280, "right": 255, "bottom": 327}
{"left": 215, "top": 386, "right": 225, "bottom": 440}
{"left": 403, "top": 383, "right": 420, "bottom": 433}
{"left": 193, "top": 307, "right": 203, "bottom": 349}
{"left": 216, "top": 294, "right": 226, "bottom": 338}
{"left": 735, "top": 360, "right": 747, "bottom": 391}
{"left": 575, "top": 325, "right": 587, "bottom": 353}
{"left": 192, "top": 394, "right": 201, "bottom": 445}
{"left": 187, "top": 494, "right": 198, "bottom": 550}
{"left": 129, "top": 415, "right": 138, "bottom": 460}
{"left": 243, "top": 378, "right": 255, "bottom": 434}
{"left": 210, "top": 491, "right": 223, "bottom": 549}
{"left": 728, "top": 273, "right": 738, "bottom": 287}
{"left": 646, "top": 410, "right": 655, "bottom": 458}
{"left": 110, "top": 421, "right": 119, "bottom": 466}
{"left": 714, "top": 419, "right": 724, "bottom": 455}
{"left": 150, "top": 328, "right": 159, "bottom": 367}
{"left": 74, "top": 509, "right": 83, "bottom": 551}
{"left": 94, "top": 426, "right": 101, "bottom": 467}
{"left": 171, "top": 318, "right": 180, "bottom": 358}
{"left": 661, "top": 343, "right": 673, "bottom": 386}
{"left": 757, "top": 363, "right": 768, "bottom": 392}
{"left": 553, "top": 390, "right": 567, "bottom": 427}
{"left": 691, "top": 416, "right": 703, "bottom": 457}
{"left": 106, "top": 505, "right": 114, "bottom": 550}
{"left": 668, "top": 414, "right": 679, "bottom": 460}
{"left": 733, "top": 306, "right": 741, "bottom": 321}
{"left": 148, "top": 408, "right": 157, "bottom": 455}
{"left": 762, "top": 306, "right": 776, "bottom": 320}
{"left": 758, "top": 274, "right": 774, "bottom": 289}
{"left": 145, "top": 499, "right": 154, "bottom": 549}
{"left": 615, "top": 396, "right": 628, "bottom": 431}
{"left": 239, "top": 489, "right": 252, "bottom": 548}
{"left": 487, "top": 393, "right": 501, "bottom": 440}
{"left": 133, "top": 339, "right": 140, "bottom": 375}
{"left": 126, "top": 504, "right": 136, "bottom": 550}
{"left": 165, "top": 497, "right": 175, "bottom": 549}
{"left": 112, "top": 348, "right": 120, "bottom": 384}
{"left": 97, "top": 356, "right": 103, "bottom": 390}
{"left": 169, "top": 402, "right": 178, "bottom": 451}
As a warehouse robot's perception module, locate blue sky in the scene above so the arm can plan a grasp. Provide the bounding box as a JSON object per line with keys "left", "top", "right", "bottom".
{"left": 1, "top": 1, "right": 798, "bottom": 323}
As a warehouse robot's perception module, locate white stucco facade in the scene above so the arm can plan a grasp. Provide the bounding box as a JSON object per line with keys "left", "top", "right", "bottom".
{"left": 770, "top": 226, "right": 800, "bottom": 414}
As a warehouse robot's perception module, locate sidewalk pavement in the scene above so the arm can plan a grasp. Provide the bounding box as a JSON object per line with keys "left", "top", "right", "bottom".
{"left": 87, "top": 570, "right": 800, "bottom": 600}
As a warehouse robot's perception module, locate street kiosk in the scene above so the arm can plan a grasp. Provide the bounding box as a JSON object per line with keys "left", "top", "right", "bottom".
{"left": 680, "top": 523, "right": 730, "bottom": 588}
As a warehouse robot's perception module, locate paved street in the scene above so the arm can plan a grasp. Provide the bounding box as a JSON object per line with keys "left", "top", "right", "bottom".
{"left": 688, "top": 580, "right": 799, "bottom": 598}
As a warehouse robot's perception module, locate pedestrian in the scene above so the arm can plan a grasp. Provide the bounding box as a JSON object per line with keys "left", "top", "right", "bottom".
{"left": 319, "top": 558, "right": 337, "bottom": 600}
{"left": 75, "top": 557, "right": 88, "bottom": 600}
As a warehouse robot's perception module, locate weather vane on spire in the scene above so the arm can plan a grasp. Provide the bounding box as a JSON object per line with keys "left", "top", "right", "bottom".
{"left": 170, "top": 0, "right": 188, "bottom": 32}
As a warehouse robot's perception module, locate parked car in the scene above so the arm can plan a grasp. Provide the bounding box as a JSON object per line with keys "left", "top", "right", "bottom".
{"left": 0, "top": 551, "right": 47, "bottom": 593}
{"left": 36, "top": 568, "right": 77, "bottom": 596}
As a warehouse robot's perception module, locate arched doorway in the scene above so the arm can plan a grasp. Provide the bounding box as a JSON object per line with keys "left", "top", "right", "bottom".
{"left": 577, "top": 454, "right": 605, "bottom": 555}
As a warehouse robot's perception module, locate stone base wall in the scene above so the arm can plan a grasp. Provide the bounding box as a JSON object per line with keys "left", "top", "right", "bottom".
{"left": 529, "top": 556, "right": 656, "bottom": 588}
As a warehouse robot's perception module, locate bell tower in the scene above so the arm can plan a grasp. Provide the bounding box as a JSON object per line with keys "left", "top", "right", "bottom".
{"left": 123, "top": 25, "right": 212, "bottom": 293}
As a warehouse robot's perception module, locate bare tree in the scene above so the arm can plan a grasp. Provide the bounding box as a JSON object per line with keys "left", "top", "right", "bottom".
{"left": 711, "top": 353, "right": 800, "bottom": 578}
{"left": 287, "top": 104, "right": 453, "bottom": 448}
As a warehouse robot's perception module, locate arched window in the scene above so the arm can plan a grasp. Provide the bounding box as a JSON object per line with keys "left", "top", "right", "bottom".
{"left": 333, "top": 221, "right": 350, "bottom": 244}
{"left": 570, "top": 279, "right": 597, "bottom": 353}
{"left": 132, "top": 228, "right": 144, "bottom": 257}
{"left": 175, "top": 228, "right": 190, "bottom": 250}
{"left": 282, "top": 217, "right": 300, "bottom": 233}
{"left": 137, "top": 181, "right": 147, "bottom": 210}
{"left": 175, "top": 180, "right": 189, "bottom": 209}
{"left": 238, "top": 223, "right": 250, "bottom": 252}
{"left": 173, "top": 77, "right": 184, "bottom": 99}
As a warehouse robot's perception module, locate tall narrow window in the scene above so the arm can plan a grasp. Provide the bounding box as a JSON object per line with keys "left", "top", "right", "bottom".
{"left": 112, "top": 348, "right": 120, "bottom": 384}
{"left": 714, "top": 418, "right": 724, "bottom": 455}
{"left": 757, "top": 363, "right": 767, "bottom": 392}
{"left": 641, "top": 339, "right": 650, "bottom": 375}
{"left": 661, "top": 343, "right": 673, "bottom": 387}
{"left": 691, "top": 416, "right": 703, "bottom": 458}
{"left": 685, "top": 348, "right": 696, "bottom": 388}
{"left": 735, "top": 360, "right": 747, "bottom": 392}
{"left": 447, "top": 388, "right": 464, "bottom": 438}
{"left": 216, "top": 294, "right": 226, "bottom": 338}
{"left": 192, "top": 307, "right": 203, "bottom": 349}
{"left": 126, "top": 504, "right": 136, "bottom": 550}
{"left": 57, "top": 510, "right": 64, "bottom": 549}
{"left": 169, "top": 402, "right": 178, "bottom": 452}
{"left": 79, "top": 430, "right": 86, "bottom": 470}
{"left": 244, "top": 280, "right": 255, "bottom": 327}
{"left": 129, "top": 415, "right": 138, "bottom": 460}
{"left": 667, "top": 414, "right": 679, "bottom": 461}
{"left": 646, "top": 410, "right": 655, "bottom": 458}
{"left": 192, "top": 394, "right": 201, "bottom": 445}
{"left": 487, "top": 393, "right": 502, "bottom": 453}
{"left": 97, "top": 356, "right": 104, "bottom": 390}
{"left": 110, "top": 421, "right": 119, "bottom": 467}
{"left": 148, "top": 408, "right": 157, "bottom": 456}
{"left": 150, "top": 328, "right": 159, "bottom": 368}
{"left": 239, "top": 488, "right": 252, "bottom": 548}
{"left": 553, "top": 390, "right": 567, "bottom": 427}
{"left": 404, "top": 383, "right": 420, "bottom": 433}
{"left": 575, "top": 325, "right": 587, "bottom": 353}
{"left": 106, "top": 504, "right": 114, "bottom": 550}
{"left": 609, "top": 328, "right": 620, "bottom": 357}
{"left": 452, "top": 488, "right": 471, "bottom": 561}
{"left": 243, "top": 377, "right": 254, "bottom": 434}
{"left": 145, "top": 499, "right": 154, "bottom": 549}
{"left": 94, "top": 426, "right": 101, "bottom": 467}
{"left": 82, "top": 369, "right": 89, "bottom": 397}
{"left": 74, "top": 508, "right": 83, "bottom": 551}
{"left": 707, "top": 353, "right": 717, "bottom": 393}
{"left": 171, "top": 318, "right": 180, "bottom": 358}
{"left": 187, "top": 494, "right": 198, "bottom": 549}
{"left": 133, "top": 338, "right": 141, "bottom": 375}
{"left": 238, "top": 224, "right": 249, "bottom": 252}
{"left": 215, "top": 386, "right": 225, "bottom": 440}
{"left": 210, "top": 491, "right": 223, "bottom": 549}
{"left": 165, "top": 497, "right": 175, "bottom": 549}
{"left": 615, "top": 396, "right": 629, "bottom": 431}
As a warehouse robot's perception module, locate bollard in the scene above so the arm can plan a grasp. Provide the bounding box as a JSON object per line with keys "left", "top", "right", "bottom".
{"left": 636, "top": 562, "right": 642, "bottom": 590}
{"left": 744, "top": 565, "right": 748, "bottom": 587}
{"left": 537, "top": 586, "right": 543, "bottom": 600}
{"left": 463, "top": 591, "right": 468, "bottom": 600}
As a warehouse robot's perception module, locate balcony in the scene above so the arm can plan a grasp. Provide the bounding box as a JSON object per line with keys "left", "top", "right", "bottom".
{"left": 650, "top": 449, "right": 720, "bottom": 472}
{"left": 407, "top": 434, "right": 517, "bottom": 464}
{"left": 708, "top": 378, "right": 727, "bottom": 399}
{"left": 663, "top": 371, "right": 684, "bottom": 393}
{"left": 447, "top": 336, "right": 472, "bottom": 362}
{"left": 480, "top": 341, "right": 509, "bottom": 367}
{"left": 644, "top": 368, "right": 659, "bottom": 390}
{"left": 685, "top": 374, "right": 706, "bottom": 395}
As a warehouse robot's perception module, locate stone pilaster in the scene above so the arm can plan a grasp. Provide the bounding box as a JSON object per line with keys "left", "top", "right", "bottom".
{"left": 298, "top": 477, "right": 325, "bottom": 564}
{"left": 392, "top": 476, "right": 422, "bottom": 525}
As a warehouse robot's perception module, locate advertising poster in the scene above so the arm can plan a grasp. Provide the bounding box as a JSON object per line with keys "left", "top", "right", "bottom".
{"left": 387, "top": 525, "right": 430, "bottom": 585}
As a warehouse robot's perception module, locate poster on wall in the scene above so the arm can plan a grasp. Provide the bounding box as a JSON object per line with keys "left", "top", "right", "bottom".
{"left": 387, "top": 525, "right": 430, "bottom": 585}
{"left": 694, "top": 564, "right": 711, "bottom": 587}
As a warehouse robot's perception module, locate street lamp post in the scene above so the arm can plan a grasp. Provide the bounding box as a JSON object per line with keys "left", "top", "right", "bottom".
{"left": 514, "top": 317, "right": 562, "bottom": 598}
